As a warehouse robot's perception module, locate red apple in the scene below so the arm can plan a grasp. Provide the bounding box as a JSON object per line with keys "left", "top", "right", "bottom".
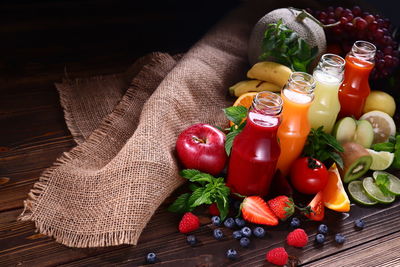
{"left": 176, "top": 123, "right": 227, "bottom": 175}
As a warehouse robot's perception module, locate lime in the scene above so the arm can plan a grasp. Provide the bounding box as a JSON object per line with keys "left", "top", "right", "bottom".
{"left": 366, "top": 149, "right": 394, "bottom": 170}
{"left": 362, "top": 177, "right": 395, "bottom": 204}
{"left": 348, "top": 180, "right": 378, "bottom": 206}
{"left": 373, "top": 171, "right": 400, "bottom": 196}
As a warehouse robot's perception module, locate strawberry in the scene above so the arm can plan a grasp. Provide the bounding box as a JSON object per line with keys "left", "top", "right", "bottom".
{"left": 287, "top": 228, "right": 308, "bottom": 248}
{"left": 241, "top": 196, "right": 278, "bottom": 226}
{"left": 266, "top": 247, "right": 288, "bottom": 266}
{"left": 267, "top": 195, "right": 294, "bottom": 221}
{"left": 208, "top": 203, "right": 220, "bottom": 216}
{"left": 302, "top": 191, "right": 325, "bottom": 221}
{"left": 178, "top": 212, "right": 200, "bottom": 233}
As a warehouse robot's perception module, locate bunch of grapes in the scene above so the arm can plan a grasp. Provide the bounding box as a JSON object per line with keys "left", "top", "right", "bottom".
{"left": 306, "top": 6, "right": 399, "bottom": 80}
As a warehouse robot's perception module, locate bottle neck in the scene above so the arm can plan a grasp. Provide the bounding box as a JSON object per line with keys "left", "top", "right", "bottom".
{"left": 348, "top": 40, "right": 376, "bottom": 65}
{"left": 313, "top": 54, "right": 345, "bottom": 85}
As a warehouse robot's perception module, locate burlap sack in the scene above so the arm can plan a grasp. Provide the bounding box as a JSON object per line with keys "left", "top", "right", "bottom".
{"left": 20, "top": 0, "right": 318, "bottom": 247}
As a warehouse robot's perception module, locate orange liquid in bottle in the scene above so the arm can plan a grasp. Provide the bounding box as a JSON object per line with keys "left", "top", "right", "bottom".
{"left": 276, "top": 73, "right": 315, "bottom": 176}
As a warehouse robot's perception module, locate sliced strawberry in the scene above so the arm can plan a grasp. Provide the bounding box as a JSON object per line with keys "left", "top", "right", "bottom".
{"left": 241, "top": 196, "right": 279, "bottom": 226}
{"left": 303, "top": 191, "right": 324, "bottom": 221}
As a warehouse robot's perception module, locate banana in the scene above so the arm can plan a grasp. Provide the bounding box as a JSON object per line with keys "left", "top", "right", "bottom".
{"left": 229, "top": 80, "right": 281, "bottom": 97}
{"left": 247, "top": 61, "right": 292, "bottom": 88}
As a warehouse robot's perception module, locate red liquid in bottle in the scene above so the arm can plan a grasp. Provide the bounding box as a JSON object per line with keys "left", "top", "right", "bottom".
{"left": 227, "top": 105, "right": 281, "bottom": 197}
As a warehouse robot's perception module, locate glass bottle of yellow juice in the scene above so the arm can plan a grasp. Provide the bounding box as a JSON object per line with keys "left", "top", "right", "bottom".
{"left": 308, "top": 54, "right": 345, "bottom": 133}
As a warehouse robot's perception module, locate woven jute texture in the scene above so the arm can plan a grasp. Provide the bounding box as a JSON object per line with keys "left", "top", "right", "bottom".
{"left": 19, "top": 0, "right": 317, "bottom": 247}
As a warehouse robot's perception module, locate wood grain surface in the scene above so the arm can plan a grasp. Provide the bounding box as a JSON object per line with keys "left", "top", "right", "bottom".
{"left": 1, "top": 0, "right": 399, "bottom": 266}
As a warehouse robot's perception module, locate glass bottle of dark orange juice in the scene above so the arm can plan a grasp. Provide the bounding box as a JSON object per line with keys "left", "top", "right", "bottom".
{"left": 338, "top": 40, "right": 376, "bottom": 119}
{"left": 226, "top": 91, "right": 282, "bottom": 197}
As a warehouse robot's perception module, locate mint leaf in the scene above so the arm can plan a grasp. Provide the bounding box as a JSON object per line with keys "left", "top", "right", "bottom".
{"left": 375, "top": 174, "right": 392, "bottom": 196}
{"left": 189, "top": 173, "right": 214, "bottom": 184}
{"left": 216, "top": 196, "right": 229, "bottom": 221}
{"left": 223, "top": 106, "right": 248, "bottom": 126}
{"left": 180, "top": 169, "right": 201, "bottom": 179}
{"left": 188, "top": 187, "right": 206, "bottom": 207}
{"left": 225, "top": 130, "right": 241, "bottom": 156}
{"left": 168, "top": 193, "right": 191, "bottom": 213}
{"left": 371, "top": 142, "right": 395, "bottom": 152}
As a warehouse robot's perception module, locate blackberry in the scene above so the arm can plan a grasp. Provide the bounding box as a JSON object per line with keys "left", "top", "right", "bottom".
{"left": 315, "top": 234, "right": 326, "bottom": 244}
{"left": 235, "top": 218, "right": 246, "bottom": 228}
{"left": 211, "top": 216, "right": 221, "bottom": 226}
{"left": 186, "top": 235, "right": 197, "bottom": 246}
{"left": 232, "top": 230, "right": 243, "bottom": 240}
{"left": 146, "top": 252, "right": 157, "bottom": 264}
{"left": 224, "top": 218, "right": 236, "bottom": 229}
{"left": 213, "top": 229, "right": 224, "bottom": 240}
{"left": 290, "top": 217, "right": 301, "bottom": 228}
{"left": 226, "top": 249, "right": 238, "bottom": 260}
{"left": 354, "top": 219, "right": 365, "bottom": 230}
{"left": 335, "top": 233, "right": 346, "bottom": 244}
{"left": 239, "top": 237, "right": 250, "bottom": 248}
{"left": 253, "top": 227, "right": 266, "bottom": 238}
{"left": 240, "top": 226, "right": 252, "bottom": 237}
{"left": 318, "top": 224, "right": 329, "bottom": 235}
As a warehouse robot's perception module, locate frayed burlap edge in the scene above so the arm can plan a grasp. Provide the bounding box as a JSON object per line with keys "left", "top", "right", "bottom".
{"left": 19, "top": 52, "right": 178, "bottom": 247}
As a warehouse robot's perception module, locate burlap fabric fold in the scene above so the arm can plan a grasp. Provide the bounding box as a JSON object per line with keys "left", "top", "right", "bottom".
{"left": 20, "top": 0, "right": 318, "bottom": 247}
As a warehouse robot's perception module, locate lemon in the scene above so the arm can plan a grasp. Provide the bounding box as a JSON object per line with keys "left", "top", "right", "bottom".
{"left": 363, "top": 91, "right": 396, "bottom": 117}
{"left": 348, "top": 180, "right": 378, "bottom": 206}
{"left": 366, "top": 149, "right": 394, "bottom": 170}
{"left": 359, "top": 110, "right": 396, "bottom": 144}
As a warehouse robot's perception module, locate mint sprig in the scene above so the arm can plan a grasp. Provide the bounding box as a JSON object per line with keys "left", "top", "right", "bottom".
{"left": 222, "top": 106, "right": 248, "bottom": 155}
{"left": 168, "top": 169, "right": 231, "bottom": 220}
{"left": 375, "top": 174, "right": 392, "bottom": 197}
{"left": 260, "top": 19, "right": 318, "bottom": 72}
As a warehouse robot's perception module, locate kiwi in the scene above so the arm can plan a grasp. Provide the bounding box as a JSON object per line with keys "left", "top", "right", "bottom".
{"left": 339, "top": 142, "right": 373, "bottom": 183}
{"left": 353, "top": 120, "right": 374, "bottom": 148}
{"left": 332, "top": 117, "right": 356, "bottom": 144}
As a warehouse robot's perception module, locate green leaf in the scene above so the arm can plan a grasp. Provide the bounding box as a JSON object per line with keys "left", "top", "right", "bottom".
{"left": 329, "top": 152, "right": 344, "bottom": 169}
{"left": 168, "top": 193, "right": 191, "bottom": 213}
{"left": 375, "top": 174, "right": 392, "bottom": 196}
{"left": 223, "top": 106, "right": 248, "bottom": 126}
{"left": 188, "top": 187, "right": 206, "bottom": 207}
{"left": 189, "top": 183, "right": 200, "bottom": 192}
{"left": 180, "top": 169, "right": 201, "bottom": 179}
{"left": 371, "top": 142, "right": 395, "bottom": 152}
{"left": 320, "top": 132, "right": 344, "bottom": 152}
{"left": 225, "top": 130, "right": 241, "bottom": 156}
{"left": 189, "top": 173, "right": 214, "bottom": 184}
{"left": 216, "top": 196, "right": 229, "bottom": 221}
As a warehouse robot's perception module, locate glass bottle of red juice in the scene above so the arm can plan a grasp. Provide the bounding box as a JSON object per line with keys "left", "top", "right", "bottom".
{"left": 338, "top": 40, "right": 376, "bottom": 119}
{"left": 227, "top": 91, "right": 283, "bottom": 197}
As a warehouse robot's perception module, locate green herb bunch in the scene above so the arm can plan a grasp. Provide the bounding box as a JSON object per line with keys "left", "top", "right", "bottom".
{"left": 222, "top": 106, "right": 248, "bottom": 155}
{"left": 260, "top": 19, "right": 318, "bottom": 72}
{"left": 371, "top": 134, "right": 400, "bottom": 168}
{"left": 168, "top": 169, "right": 231, "bottom": 220}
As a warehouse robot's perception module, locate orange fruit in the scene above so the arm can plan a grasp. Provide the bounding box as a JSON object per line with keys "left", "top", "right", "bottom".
{"left": 322, "top": 163, "right": 351, "bottom": 212}
{"left": 229, "top": 92, "right": 257, "bottom": 126}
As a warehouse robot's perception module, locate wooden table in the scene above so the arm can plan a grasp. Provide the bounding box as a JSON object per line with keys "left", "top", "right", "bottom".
{"left": 1, "top": 1, "right": 399, "bottom": 266}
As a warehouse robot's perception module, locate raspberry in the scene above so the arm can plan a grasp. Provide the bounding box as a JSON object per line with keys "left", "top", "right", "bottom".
{"left": 178, "top": 212, "right": 200, "bottom": 233}
{"left": 266, "top": 247, "right": 288, "bottom": 266}
{"left": 286, "top": 228, "right": 308, "bottom": 248}
{"left": 208, "top": 203, "right": 220, "bottom": 216}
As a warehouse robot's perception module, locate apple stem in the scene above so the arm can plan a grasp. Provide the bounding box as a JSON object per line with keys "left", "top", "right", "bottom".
{"left": 192, "top": 136, "right": 206, "bottom": 144}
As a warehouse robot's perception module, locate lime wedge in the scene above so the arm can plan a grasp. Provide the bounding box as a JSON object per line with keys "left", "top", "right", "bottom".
{"left": 366, "top": 149, "right": 394, "bottom": 170}
{"left": 362, "top": 177, "right": 395, "bottom": 204}
{"left": 373, "top": 171, "right": 400, "bottom": 196}
{"left": 348, "top": 181, "right": 378, "bottom": 206}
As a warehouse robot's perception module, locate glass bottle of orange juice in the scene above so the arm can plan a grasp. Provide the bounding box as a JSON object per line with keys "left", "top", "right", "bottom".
{"left": 277, "top": 72, "right": 315, "bottom": 176}
{"left": 308, "top": 54, "right": 345, "bottom": 133}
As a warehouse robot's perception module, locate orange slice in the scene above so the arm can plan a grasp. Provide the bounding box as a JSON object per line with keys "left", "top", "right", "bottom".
{"left": 322, "top": 163, "right": 351, "bottom": 212}
{"left": 229, "top": 92, "right": 257, "bottom": 126}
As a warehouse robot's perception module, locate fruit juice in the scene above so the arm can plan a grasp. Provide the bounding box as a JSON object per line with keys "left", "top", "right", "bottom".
{"left": 309, "top": 54, "right": 345, "bottom": 133}
{"left": 227, "top": 92, "right": 282, "bottom": 197}
{"left": 339, "top": 41, "right": 376, "bottom": 119}
{"left": 277, "top": 72, "right": 315, "bottom": 176}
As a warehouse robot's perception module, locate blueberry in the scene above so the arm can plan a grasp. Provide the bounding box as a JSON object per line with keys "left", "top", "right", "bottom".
{"left": 335, "top": 233, "right": 346, "bottom": 244}
{"left": 315, "top": 233, "right": 326, "bottom": 244}
{"left": 253, "top": 227, "right": 266, "bottom": 238}
{"left": 226, "top": 248, "right": 238, "bottom": 260}
{"left": 290, "top": 217, "right": 301, "bottom": 228}
{"left": 186, "top": 235, "right": 197, "bottom": 246}
{"left": 239, "top": 237, "right": 250, "bottom": 248}
{"left": 224, "top": 217, "right": 236, "bottom": 229}
{"left": 213, "top": 229, "right": 224, "bottom": 240}
{"left": 318, "top": 224, "right": 329, "bottom": 235}
{"left": 146, "top": 252, "right": 157, "bottom": 264}
{"left": 235, "top": 218, "right": 246, "bottom": 228}
{"left": 211, "top": 216, "right": 221, "bottom": 226}
{"left": 354, "top": 219, "right": 365, "bottom": 230}
{"left": 240, "top": 226, "right": 252, "bottom": 237}
{"left": 232, "top": 230, "right": 243, "bottom": 240}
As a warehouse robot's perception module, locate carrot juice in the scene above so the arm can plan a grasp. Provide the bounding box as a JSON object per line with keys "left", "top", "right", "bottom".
{"left": 338, "top": 41, "right": 376, "bottom": 119}
{"left": 277, "top": 72, "right": 315, "bottom": 176}
{"left": 227, "top": 92, "right": 282, "bottom": 197}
